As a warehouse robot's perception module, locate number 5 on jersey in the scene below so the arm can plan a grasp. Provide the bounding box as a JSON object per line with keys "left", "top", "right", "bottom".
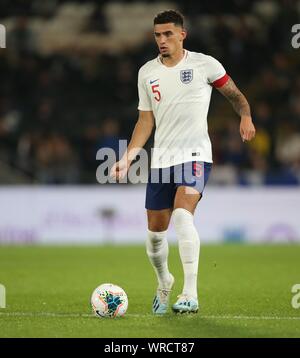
{"left": 151, "top": 84, "right": 161, "bottom": 102}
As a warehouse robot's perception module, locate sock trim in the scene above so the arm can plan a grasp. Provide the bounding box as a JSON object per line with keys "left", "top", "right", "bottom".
{"left": 173, "top": 207, "right": 193, "bottom": 218}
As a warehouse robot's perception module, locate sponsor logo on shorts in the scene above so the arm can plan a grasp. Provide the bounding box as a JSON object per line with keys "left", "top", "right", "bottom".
{"left": 192, "top": 162, "right": 202, "bottom": 177}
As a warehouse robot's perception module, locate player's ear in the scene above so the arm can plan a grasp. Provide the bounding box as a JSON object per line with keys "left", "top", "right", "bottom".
{"left": 181, "top": 28, "right": 187, "bottom": 41}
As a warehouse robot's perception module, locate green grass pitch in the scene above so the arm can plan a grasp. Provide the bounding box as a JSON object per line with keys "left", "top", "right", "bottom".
{"left": 0, "top": 244, "right": 300, "bottom": 338}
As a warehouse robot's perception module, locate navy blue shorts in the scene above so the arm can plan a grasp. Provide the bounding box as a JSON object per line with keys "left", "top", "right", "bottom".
{"left": 145, "top": 161, "right": 212, "bottom": 210}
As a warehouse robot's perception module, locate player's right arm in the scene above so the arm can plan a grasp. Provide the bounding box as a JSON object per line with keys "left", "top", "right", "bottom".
{"left": 110, "top": 110, "right": 154, "bottom": 180}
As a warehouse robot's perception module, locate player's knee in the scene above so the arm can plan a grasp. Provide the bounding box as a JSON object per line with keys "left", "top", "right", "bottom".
{"left": 174, "top": 186, "right": 201, "bottom": 214}
{"left": 148, "top": 222, "right": 168, "bottom": 232}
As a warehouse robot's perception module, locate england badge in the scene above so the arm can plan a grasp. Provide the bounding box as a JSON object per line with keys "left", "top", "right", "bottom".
{"left": 180, "top": 69, "right": 193, "bottom": 84}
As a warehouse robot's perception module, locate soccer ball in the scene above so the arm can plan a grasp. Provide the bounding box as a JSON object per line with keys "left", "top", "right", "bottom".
{"left": 91, "top": 283, "right": 128, "bottom": 318}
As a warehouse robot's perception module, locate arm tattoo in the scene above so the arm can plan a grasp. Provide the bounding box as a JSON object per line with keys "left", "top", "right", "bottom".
{"left": 217, "top": 78, "right": 251, "bottom": 117}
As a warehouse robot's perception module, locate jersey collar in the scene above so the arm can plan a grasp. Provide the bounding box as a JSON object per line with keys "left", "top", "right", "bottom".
{"left": 157, "top": 49, "right": 188, "bottom": 68}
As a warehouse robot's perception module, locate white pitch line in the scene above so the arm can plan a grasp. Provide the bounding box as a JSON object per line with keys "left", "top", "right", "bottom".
{"left": 0, "top": 312, "right": 94, "bottom": 318}
{"left": 201, "top": 315, "right": 300, "bottom": 321}
{"left": 0, "top": 312, "right": 148, "bottom": 318}
{"left": 0, "top": 312, "right": 300, "bottom": 320}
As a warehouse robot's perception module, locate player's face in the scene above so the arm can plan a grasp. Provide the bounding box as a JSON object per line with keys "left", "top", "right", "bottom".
{"left": 154, "top": 23, "right": 186, "bottom": 58}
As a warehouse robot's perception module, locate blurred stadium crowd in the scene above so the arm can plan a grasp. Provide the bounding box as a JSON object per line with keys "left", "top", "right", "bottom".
{"left": 0, "top": 0, "right": 300, "bottom": 185}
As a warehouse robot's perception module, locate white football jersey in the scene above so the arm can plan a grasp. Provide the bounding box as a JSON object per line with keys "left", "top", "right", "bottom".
{"left": 137, "top": 50, "right": 229, "bottom": 168}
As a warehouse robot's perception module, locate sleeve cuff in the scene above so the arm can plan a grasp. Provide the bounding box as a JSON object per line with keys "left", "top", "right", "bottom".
{"left": 212, "top": 73, "right": 230, "bottom": 88}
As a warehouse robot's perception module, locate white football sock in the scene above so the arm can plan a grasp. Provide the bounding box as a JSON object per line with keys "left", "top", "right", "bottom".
{"left": 173, "top": 208, "right": 200, "bottom": 299}
{"left": 146, "top": 230, "right": 172, "bottom": 289}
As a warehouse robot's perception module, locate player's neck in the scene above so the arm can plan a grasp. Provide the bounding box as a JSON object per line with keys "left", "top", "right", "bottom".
{"left": 161, "top": 48, "right": 185, "bottom": 67}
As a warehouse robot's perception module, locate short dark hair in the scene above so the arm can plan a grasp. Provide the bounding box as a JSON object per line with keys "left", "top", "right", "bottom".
{"left": 153, "top": 9, "right": 184, "bottom": 28}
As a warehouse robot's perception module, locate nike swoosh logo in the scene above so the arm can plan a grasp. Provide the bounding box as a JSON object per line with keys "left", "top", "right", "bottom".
{"left": 150, "top": 79, "right": 159, "bottom": 84}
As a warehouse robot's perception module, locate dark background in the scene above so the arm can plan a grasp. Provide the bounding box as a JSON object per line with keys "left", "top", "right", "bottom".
{"left": 0, "top": 0, "right": 299, "bottom": 185}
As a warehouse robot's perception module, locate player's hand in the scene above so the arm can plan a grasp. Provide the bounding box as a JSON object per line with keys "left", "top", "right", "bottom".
{"left": 110, "top": 159, "right": 130, "bottom": 181}
{"left": 240, "top": 116, "right": 256, "bottom": 142}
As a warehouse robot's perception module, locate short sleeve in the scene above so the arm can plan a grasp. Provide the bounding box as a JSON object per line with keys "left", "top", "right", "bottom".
{"left": 205, "top": 55, "right": 229, "bottom": 88}
{"left": 137, "top": 68, "right": 152, "bottom": 111}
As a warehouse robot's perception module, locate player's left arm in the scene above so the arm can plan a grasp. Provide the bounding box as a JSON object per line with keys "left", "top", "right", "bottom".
{"left": 217, "top": 77, "right": 256, "bottom": 142}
